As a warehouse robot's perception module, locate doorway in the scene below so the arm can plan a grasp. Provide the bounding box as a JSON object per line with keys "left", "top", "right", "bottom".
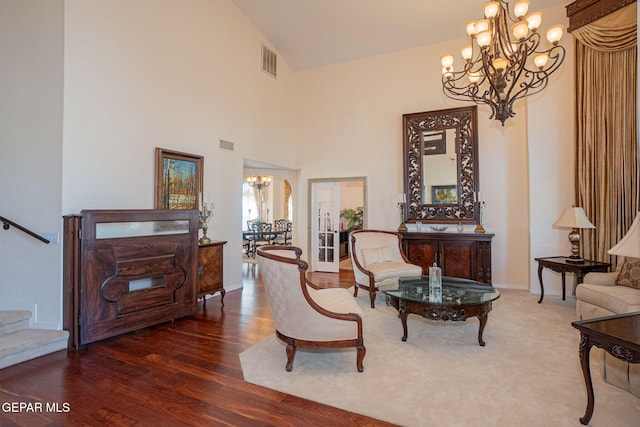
{"left": 309, "top": 177, "right": 366, "bottom": 272}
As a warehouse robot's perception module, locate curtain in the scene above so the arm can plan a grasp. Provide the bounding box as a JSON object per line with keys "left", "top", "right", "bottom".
{"left": 573, "top": 3, "right": 638, "bottom": 269}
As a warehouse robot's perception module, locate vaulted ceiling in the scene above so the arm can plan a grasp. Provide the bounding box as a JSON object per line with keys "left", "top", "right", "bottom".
{"left": 232, "top": 0, "right": 567, "bottom": 70}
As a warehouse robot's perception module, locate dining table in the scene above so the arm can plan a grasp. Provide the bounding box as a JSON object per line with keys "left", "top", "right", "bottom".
{"left": 242, "top": 227, "right": 287, "bottom": 257}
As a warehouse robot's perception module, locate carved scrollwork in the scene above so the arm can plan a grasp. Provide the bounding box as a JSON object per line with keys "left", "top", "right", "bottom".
{"left": 422, "top": 306, "right": 467, "bottom": 321}
{"left": 611, "top": 344, "right": 637, "bottom": 362}
{"left": 403, "top": 106, "right": 479, "bottom": 223}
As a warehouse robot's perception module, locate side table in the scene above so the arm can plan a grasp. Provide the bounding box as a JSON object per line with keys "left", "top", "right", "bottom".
{"left": 571, "top": 313, "right": 640, "bottom": 425}
{"left": 534, "top": 256, "right": 610, "bottom": 303}
{"left": 198, "top": 241, "right": 227, "bottom": 306}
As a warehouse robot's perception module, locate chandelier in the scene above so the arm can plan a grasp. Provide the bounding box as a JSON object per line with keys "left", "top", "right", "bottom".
{"left": 440, "top": 0, "right": 566, "bottom": 125}
{"left": 246, "top": 175, "right": 272, "bottom": 190}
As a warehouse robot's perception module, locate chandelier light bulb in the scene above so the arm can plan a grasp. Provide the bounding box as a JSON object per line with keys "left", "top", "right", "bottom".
{"left": 441, "top": 54, "right": 454, "bottom": 69}
{"left": 484, "top": 2, "right": 500, "bottom": 18}
{"left": 468, "top": 71, "right": 482, "bottom": 84}
{"left": 511, "top": 21, "right": 529, "bottom": 40}
{"left": 493, "top": 57, "right": 508, "bottom": 71}
{"left": 513, "top": 0, "right": 530, "bottom": 18}
{"left": 466, "top": 20, "right": 478, "bottom": 36}
{"left": 534, "top": 53, "right": 549, "bottom": 69}
{"left": 477, "top": 30, "right": 492, "bottom": 48}
{"left": 526, "top": 12, "right": 543, "bottom": 31}
{"left": 461, "top": 46, "right": 473, "bottom": 60}
{"left": 508, "top": 43, "right": 519, "bottom": 56}
{"left": 475, "top": 19, "right": 490, "bottom": 34}
{"left": 546, "top": 24, "right": 564, "bottom": 44}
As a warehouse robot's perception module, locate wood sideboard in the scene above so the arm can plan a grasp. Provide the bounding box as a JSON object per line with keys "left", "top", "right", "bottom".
{"left": 197, "top": 241, "right": 226, "bottom": 306}
{"left": 63, "top": 209, "right": 199, "bottom": 349}
{"left": 400, "top": 231, "right": 494, "bottom": 285}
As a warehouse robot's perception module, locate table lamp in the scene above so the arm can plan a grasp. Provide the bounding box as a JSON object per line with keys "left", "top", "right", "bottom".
{"left": 553, "top": 207, "right": 595, "bottom": 264}
{"left": 608, "top": 211, "right": 640, "bottom": 258}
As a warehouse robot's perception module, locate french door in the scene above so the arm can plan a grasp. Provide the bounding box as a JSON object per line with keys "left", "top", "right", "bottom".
{"left": 311, "top": 182, "right": 340, "bottom": 272}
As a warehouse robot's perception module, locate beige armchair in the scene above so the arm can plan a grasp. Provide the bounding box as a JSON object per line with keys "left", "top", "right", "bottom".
{"left": 256, "top": 245, "right": 366, "bottom": 372}
{"left": 350, "top": 230, "right": 423, "bottom": 308}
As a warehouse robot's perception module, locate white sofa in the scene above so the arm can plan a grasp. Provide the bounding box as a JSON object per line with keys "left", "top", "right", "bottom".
{"left": 576, "top": 259, "right": 640, "bottom": 397}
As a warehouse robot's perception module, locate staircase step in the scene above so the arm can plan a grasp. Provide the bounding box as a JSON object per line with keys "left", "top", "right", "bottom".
{"left": 0, "top": 311, "right": 31, "bottom": 336}
{"left": 0, "top": 329, "right": 69, "bottom": 369}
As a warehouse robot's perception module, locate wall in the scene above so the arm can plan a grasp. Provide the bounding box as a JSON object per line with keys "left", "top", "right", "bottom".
{"left": 294, "top": 4, "right": 574, "bottom": 292}
{"left": 0, "top": 0, "right": 64, "bottom": 328}
{"left": 1, "top": 1, "right": 579, "bottom": 332}
{"left": 62, "top": 0, "right": 299, "bottom": 314}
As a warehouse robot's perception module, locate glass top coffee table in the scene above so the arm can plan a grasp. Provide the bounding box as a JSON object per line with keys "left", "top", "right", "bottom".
{"left": 383, "top": 276, "right": 500, "bottom": 346}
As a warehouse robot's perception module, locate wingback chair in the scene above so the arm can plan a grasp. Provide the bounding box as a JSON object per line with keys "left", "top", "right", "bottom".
{"left": 350, "top": 230, "right": 423, "bottom": 308}
{"left": 256, "top": 245, "right": 366, "bottom": 372}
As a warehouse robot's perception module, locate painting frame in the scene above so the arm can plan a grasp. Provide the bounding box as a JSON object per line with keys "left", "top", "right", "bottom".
{"left": 431, "top": 185, "right": 457, "bottom": 205}
{"left": 154, "top": 148, "right": 203, "bottom": 210}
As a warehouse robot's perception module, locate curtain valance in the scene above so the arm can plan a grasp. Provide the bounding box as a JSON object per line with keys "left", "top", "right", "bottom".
{"left": 572, "top": 3, "right": 636, "bottom": 51}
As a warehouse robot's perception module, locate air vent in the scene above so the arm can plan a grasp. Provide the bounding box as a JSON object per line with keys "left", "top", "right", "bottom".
{"left": 261, "top": 44, "right": 277, "bottom": 78}
{"left": 219, "top": 139, "right": 234, "bottom": 151}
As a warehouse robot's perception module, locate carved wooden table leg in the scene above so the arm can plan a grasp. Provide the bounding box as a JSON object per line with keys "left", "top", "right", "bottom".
{"left": 537, "top": 263, "right": 544, "bottom": 303}
{"left": 399, "top": 300, "right": 408, "bottom": 342}
{"left": 577, "top": 333, "right": 594, "bottom": 425}
{"left": 477, "top": 313, "right": 488, "bottom": 347}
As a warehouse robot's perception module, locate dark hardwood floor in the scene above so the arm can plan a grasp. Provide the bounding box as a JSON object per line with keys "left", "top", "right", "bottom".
{"left": 0, "top": 262, "right": 395, "bottom": 427}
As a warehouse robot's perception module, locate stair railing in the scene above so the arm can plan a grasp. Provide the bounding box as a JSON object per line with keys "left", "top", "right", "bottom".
{"left": 0, "top": 216, "right": 50, "bottom": 244}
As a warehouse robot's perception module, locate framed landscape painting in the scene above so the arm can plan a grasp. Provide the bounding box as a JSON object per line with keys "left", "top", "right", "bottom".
{"left": 431, "top": 185, "right": 457, "bottom": 204}
{"left": 154, "top": 148, "right": 203, "bottom": 210}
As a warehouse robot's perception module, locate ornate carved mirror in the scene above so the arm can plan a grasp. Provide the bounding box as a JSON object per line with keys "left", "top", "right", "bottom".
{"left": 402, "top": 106, "right": 479, "bottom": 224}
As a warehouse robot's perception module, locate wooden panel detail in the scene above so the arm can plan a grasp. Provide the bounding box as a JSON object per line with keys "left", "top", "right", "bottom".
{"left": 566, "top": 0, "right": 636, "bottom": 32}
{"left": 401, "top": 232, "right": 494, "bottom": 285}
{"left": 405, "top": 238, "right": 438, "bottom": 268}
{"left": 441, "top": 240, "right": 475, "bottom": 279}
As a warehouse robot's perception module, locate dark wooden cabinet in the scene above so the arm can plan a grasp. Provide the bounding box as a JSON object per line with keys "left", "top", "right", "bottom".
{"left": 63, "top": 209, "right": 200, "bottom": 349}
{"left": 197, "top": 241, "right": 226, "bottom": 305}
{"left": 400, "top": 232, "right": 494, "bottom": 285}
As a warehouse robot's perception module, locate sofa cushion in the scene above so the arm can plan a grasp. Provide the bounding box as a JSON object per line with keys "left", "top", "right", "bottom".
{"left": 366, "top": 261, "right": 422, "bottom": 282}
{"left": 576, "top": 283, "right": 640, "bottom": 314}
{"left": 361, "top": 246, "right": 394, "bottom": 266}
{"left": 616, "top": 257, "right": 640, "bottom": 289}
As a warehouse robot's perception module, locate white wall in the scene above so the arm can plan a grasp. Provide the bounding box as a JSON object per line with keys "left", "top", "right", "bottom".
{"left": 0, "top": 0, "right": 64, "bottom": 328}
{"left": 62, "top": 0, "right": 299, "bottom": 309}
{"left": 294, "top": 4, "right": 574, "bottom": 292}
{"left": 1, "top": 1, "right": 577, "bottom": 332}
{"left": 527, "top": 5, "right": 578, "bottom": 295}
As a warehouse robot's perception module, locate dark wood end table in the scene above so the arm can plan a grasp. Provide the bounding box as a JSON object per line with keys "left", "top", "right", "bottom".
{"left": 571, "top": 312, "right": 640, "bottom": 425}
{"left": 534, "top": 256, "right": 610, "bottom": 303}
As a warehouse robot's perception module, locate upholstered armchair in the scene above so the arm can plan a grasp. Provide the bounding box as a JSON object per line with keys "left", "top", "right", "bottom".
{"left": 350, "top": 230, "right": 423, "bottom": 308}
{"left": 256, "top": 245, "right": 366, "bottom": 372}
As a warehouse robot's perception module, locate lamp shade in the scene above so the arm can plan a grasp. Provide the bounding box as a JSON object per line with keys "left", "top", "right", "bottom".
{"left": 608, "top": 211, "right": 640, "bottom": 258}
{"left": 553, "top": 207, "right": 595, "bottom": 229}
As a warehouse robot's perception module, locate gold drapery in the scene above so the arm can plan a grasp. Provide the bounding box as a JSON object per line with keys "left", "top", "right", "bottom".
{"left": 284, "top": 179, "right": 292, "bottom": 220}
{"left": 573, "top": 3, "right": 638, "bottom": 269}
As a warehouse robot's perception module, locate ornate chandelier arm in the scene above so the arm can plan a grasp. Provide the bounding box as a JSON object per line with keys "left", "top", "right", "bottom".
{"left": 508, "top": 44, "right": 566, "bottom": 103}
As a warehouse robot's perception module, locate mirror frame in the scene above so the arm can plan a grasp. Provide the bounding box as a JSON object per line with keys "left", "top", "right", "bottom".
{"left": 402, "top": 106, "right": 479, "bottom": 224}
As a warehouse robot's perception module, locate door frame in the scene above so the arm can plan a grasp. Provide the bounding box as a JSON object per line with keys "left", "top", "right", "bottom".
{"left": 307, "top": 176, "right": 367, "bottom": 272}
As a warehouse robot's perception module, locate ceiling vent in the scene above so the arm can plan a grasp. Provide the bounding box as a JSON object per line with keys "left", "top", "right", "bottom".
{"left": 261, "top": 44, "right": 277, "bottom": 79}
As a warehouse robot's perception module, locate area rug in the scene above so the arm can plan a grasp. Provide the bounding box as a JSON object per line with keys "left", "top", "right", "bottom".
{"left": 240, "top": 289, "right": 640, "bottom": 427}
